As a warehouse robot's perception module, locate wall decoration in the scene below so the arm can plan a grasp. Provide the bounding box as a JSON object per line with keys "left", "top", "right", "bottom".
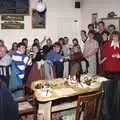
{"left": 0, "top": 0, "right": 29, "bottom": 15}
{"left": 91, "top": 13, "right": 98, "bottom": 29}
{"left": 1, "top": 22, "right": 24, "bottom": 29}
{"left": 1, "top": 15, "right": 24, "bottom": 21}
{"left": 101, "top": 17, "right": 120, "bottom": 31}
{"left": 32, "top": 9, "right": 46, "bottom": 28}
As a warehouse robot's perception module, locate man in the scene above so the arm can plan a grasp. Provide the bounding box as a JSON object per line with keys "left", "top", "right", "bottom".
{"left": 96, "top": 21, "right": 106, "bottom": 45}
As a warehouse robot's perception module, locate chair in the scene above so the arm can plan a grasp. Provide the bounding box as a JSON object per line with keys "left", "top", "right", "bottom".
{"left": 12, "top": 86, "right": 38, "bottom": 120}
{"left": 76, "top": 91, "right": 103, "bottom": 120}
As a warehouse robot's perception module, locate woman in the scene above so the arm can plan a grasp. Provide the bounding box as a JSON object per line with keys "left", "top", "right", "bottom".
{"left": 83, "top": 30, "right": 98, "bottom": 75}
{"left": 8, "top": 42, "right": 18, "bottom": 56}
{"left": 101, "top": 31, "right": 120, "bottom": 120}
{"left": 98, "top": 31, "right": 109, "bottom": 75}
{"left": 31, "top": 43, "right": 44, "bottom": 63}
{"left": 0, "top": 45, "right": 12, "bottom": 87}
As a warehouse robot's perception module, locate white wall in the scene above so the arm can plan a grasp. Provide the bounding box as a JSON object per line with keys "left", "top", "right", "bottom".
{"left": 81, "top": 0, "right": 120, "bottom": 30}
{"left": 0, "top": 0, "right": 81, "bottom": 49}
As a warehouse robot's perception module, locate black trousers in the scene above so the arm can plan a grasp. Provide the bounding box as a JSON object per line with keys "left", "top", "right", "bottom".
{"left": 101, "top": 72, "right": 120, "bottom": 120}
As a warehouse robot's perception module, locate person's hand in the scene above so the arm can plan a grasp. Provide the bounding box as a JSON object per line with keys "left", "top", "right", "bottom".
{"left": 60, "top": 58, "right": 63, "bottom": 62}
{"left": 99, "top": 57, "right": 107, "bottom": 64}
{"left": 112, "top": 54, "right": 120, "bottom": 59}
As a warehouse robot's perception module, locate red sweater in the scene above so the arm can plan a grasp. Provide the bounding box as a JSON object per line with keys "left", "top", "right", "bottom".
{"left": 71, "top": 52, "right": 82, "bottom": 61}
{"left": 102, "top": 41, "right": 120, "bottom": 72}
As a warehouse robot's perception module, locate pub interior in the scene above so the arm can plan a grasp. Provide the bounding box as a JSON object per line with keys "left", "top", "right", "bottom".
{"left": 0, "top": 0, "right": 120, "bottom": 120}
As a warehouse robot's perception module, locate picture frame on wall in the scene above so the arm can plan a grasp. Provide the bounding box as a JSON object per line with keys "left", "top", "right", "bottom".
{"left": 101, "top": 17, "right": 120, "bottom": 31}
{"left": 91, "top": 13, "right": 98, "bottom": 29}
{"left": 32, "top": 9, "right": 46, "bottom": 28}
{"left": 0, "top": 0, "right": 29, "bottom": 15}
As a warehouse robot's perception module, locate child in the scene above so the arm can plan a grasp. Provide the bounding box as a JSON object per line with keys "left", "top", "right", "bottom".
{"left": 70, "top": 45, "right": 83, "bottom": 76}
{"left": 9, "top": 42, "right": 32, "bottom": 97}
{"left": 47, "top": 42, "right": 63, "bottom": 78}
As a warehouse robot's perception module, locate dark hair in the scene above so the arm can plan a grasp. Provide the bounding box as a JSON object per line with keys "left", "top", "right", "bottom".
{"left": 81, "top": 30, "right": 86, "bottom": 35}
{"left": 34, "top": 38, "right": 39, "bottom": 42}
{"left": 12, "top": 42, "right": 18, "bottom": 50}
{"left": 108, "top": 24, "right": 116, "bottom": 30}
{"left": 32, "top": 43, "right": 40, "bottom": 50}
{"left": 46, "top": 38, "right": 52, "bottom": 42}
{"left": 88, "top": 24, "right": 94, "bottom": 29}
{"left": 72, "top": 38, "right": 79, "bottom": 44}
{"left": 111, "top": 31, "right": 120, "bottom": 40}
{"left": 53, "top": 42, "right": 62, "bottom": 49}
{"left": 0, "top": 40, "right": 4, "bottom": 45}
{"left": 112, "top": 31, "right": 120, "bottom": 35}
{"left": 98, "top": 21, "right": 105, "bottom": 26}
{"left": 22, "top": 38, "right": 28, "bottom": 43}
{"left": 88, "top": 30, "right": 95, "bottom": 35}
{"left": 17, "top": 42, "right": 26, "bottom": 48}
{"left": 64, "top": 37, "right": 68, "bottom": 39}
{"left": 101, "top": 31, "right": 109, "bottom": 36}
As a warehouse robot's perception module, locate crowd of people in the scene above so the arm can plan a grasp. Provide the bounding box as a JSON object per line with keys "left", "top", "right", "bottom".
{"left": 0, "top": 20, "right": 120, "bottom": 120}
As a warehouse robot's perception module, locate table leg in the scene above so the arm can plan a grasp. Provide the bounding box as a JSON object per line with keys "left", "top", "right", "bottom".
{"left": 37, "top": 101, "right": 52, "bottom": 120}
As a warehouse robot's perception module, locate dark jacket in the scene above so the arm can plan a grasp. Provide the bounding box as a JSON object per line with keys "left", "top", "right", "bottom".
{"left": 0, "top": 81, "right": 18, "bottom": 120}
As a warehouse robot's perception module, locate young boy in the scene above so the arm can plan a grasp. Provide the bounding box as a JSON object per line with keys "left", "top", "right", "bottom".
{"left": 9, "top": 42, "right": 32, "bottom": 97}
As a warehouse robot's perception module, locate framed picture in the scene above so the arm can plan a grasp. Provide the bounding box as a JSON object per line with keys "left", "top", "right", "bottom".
{"left": 32, "top": 9, "right": 46, "bottom": 28}
{"left": 1, "top": 15, "right": 24, "bottom": 21}
{"left": 1, "top": 22, "right": 24, "bottom": 29}
{"left": 0, "top": 0, "right": 29, "bottom": 15}
{"left": 92, "top": 13, "right": 98, "bottom": 29}
{"left": 101, "top": 17, "right": 120, "bottom": 31}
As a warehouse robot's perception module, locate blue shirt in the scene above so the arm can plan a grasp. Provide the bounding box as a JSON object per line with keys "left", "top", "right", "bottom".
{"left": 47, "top": 51, "right": 62, "bottom": 63}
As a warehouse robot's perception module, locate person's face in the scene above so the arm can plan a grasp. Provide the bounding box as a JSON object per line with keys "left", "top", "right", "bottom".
{"left": 0, "top": 41, "right": 4, "bottom": 46}
{"left": 0, "top": 47, "right": 7, "bottom": 57}
{"left": 54, "top": 45, "right": 60, "bottom": 53}
{"left": 13, "top": 43, "right": 17, "bottom": 50}
{"left": 47, "top": 40, "right": 52, "bottom": 46}
{"left": 34, "top": 40, "right": 39, "bottom": 44}
{"left": 98, "top": 23, "right": 104, "bottom": 32}
{"left": 59, "top": 40, "right": 64, "bottom": 45}
{"left": 23, "top": 40, "right": 28, "bottom": 46}
{"left": 102, "top": 33, "right": 108, "bottom": 41}
{"left": 72, "top": 40, "right": 78, "bottom": 45}
{"left": 32, "top": 46, "right": 39, "bottom": 53}
{"left": 109, "top": 27, "right": 115, "bottom": 34}
{"left": 88, "top": 26, "right": 94, "bottom": 31}
{"left": 81, "top": 31, "right": 86, "bottom": 39}
{"left": 112, "top": 34, "right": 119, "bottom": 41}
{"left": 18, "top": 46, "right": 26, "bottom": 53}
{"left": 88, "top": 33, "right": 94, "bottom": 39}
{"left": 64, "top": 38, "right": 69, "bottom": 44}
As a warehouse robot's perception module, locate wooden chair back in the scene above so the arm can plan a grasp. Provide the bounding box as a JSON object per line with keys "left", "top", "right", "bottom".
{"left": 76, "top": 91, "right": 103, "bottom": 120}
{"left": 12, "top": 86, "right": 38, "bottom": 120}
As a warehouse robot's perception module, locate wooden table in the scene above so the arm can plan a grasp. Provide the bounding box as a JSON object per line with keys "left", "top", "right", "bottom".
{"left": 31, "top": 76, "right": 108, "bottom": 120}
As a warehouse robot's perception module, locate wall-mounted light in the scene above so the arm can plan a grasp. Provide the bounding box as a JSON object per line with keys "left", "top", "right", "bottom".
{"left": 36, "top": 0, "right": 46, "bottom": 13}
